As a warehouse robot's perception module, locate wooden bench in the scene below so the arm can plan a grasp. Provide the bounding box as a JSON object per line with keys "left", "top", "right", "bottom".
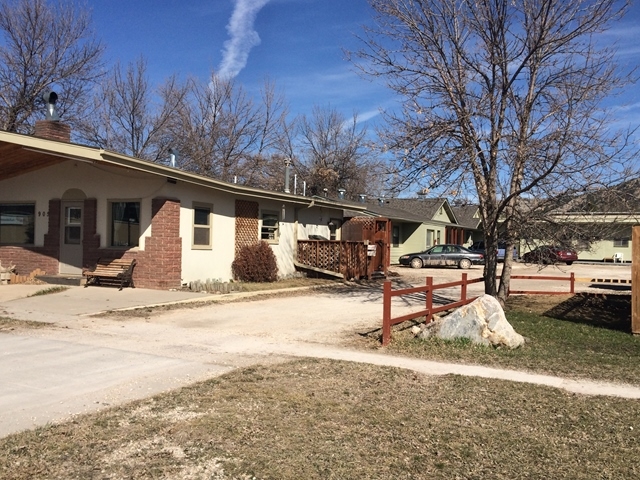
{"left": 84, "top": 258, "right": 136, "bottom": 290}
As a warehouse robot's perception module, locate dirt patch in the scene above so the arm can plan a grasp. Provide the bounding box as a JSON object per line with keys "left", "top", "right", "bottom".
{"left": 0, "top": 317, "right": 49, "bottom": 332}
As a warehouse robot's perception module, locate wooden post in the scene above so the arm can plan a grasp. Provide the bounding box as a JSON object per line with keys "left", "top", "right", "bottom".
{"left": 461, "top": 272, "right": 468, "bottom": 302}
{"left": 426, "top": 276, "right": 433, "bottom": 323}
{"left": 382, "top": 280, "right": 392, "bottom": 346}
{"left": 632, "top": 226, "right": 640, "bottom": 334}
{"left": 570, "top": 272, "right": 575, "bottom": 294}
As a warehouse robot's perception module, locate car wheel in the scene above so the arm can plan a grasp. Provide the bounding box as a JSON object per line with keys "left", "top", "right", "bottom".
{"left": 566, "top": 261, "right": 573, "bottom": 266}
{"left": 458, "top": 258, "right": 471, "bottom": 269}
{"left": 410, "top": 257, "right": 423, "bottom": 269}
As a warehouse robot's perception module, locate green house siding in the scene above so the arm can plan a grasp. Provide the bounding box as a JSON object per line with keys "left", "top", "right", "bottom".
{"left": 390, "top": 222, "right": 425, "bottom": 263}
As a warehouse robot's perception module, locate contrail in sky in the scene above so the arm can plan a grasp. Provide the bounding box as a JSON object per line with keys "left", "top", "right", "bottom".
{"left": 217, "top": 0, "right": 270, "bottom": 78}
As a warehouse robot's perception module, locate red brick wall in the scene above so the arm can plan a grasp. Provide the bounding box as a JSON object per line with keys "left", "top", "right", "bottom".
{"left": 2, "top": 196, "right": 183, "bottom": 290}
{"left": 0, "top": 199, "right": 60, "bottom": 275}
{"left": 135, "top": 197, "right": 182, "bottom": 289}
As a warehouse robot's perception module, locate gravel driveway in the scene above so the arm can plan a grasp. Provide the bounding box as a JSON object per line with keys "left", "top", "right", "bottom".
{"left": 0, "top": 261, "right": 633, "bottom": 437}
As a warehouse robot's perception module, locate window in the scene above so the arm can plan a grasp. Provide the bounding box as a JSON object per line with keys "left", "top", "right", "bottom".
{"left": 64, "top": 206, "right": 82, "bottom": 245}
{"left": 0, "top": 204, "right": 35, "bottom": 245}
{"left": 392, "top": 226, "right": 400, "bottom": 247}
{"left": 328, "top": 218, "right": 341, "bottom": 241}
{"left": 110, "top": 201, "right": 140, "bottom": 247}
{"left": 261, "top": 211, "right": 279, "bottom": 242}
{"left": 613, "top": 237, "right": 629, "bottom": 248}
{"left": 193, "top": 203, "right": 212, "bottom": 248}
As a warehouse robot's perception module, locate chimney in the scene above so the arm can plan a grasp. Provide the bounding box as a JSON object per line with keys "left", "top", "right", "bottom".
{"left": 34, "top": 91, "right": 70, "bottom": 142}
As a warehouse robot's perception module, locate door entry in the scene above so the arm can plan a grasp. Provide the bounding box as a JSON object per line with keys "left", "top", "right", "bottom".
{"left": 59, "top": 202, "right": 83, "bottom": 275}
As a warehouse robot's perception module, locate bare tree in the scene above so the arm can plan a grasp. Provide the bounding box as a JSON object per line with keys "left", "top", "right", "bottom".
{"left": 355, "top": 0, "right": 636, "bottom": 301}
{"left": 295, "top": 105, "right": 382, "bottom": 199}
{"left": 168, "top": 74, "right": 292, "bottom": 187}
{"left": 76, "top": 57, "right": 188, "bottom": 161}
{"left": 0, "top": 0, "right": 104, "bottom": 133}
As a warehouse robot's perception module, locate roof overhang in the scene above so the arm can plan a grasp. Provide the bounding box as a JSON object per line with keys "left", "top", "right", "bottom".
{"left": 0, "top": 130, "right": 367, "bottom": 212}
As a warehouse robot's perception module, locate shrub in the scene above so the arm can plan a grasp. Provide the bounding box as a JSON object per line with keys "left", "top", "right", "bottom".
{"left": 232, "top": 241, "right": 278, "bottom": 282}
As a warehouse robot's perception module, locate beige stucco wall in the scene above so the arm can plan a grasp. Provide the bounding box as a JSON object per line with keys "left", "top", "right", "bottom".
{"left": 0, "top": 159, "right": 347, "bottom": 283}
{"left": 0, "top": 160, "right": 160, "bottom": 249}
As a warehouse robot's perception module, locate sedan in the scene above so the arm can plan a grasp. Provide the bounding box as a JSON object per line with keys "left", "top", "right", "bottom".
{"left": 521, "top": 246, "right": 578, "bottom": 265}
{"left": 399, "top": 244, "right": 485, "bottom": 269}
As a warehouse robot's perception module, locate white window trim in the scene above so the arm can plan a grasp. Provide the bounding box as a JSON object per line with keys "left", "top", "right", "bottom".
{"left": 260, "top": 210, "right": 280, "bottom": 244}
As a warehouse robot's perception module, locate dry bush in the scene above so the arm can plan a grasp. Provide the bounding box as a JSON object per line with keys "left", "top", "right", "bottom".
{"left": 232, "top": 241, "right": 278, "bottom": 282}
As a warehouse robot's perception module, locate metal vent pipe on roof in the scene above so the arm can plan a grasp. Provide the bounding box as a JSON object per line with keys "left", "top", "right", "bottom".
{"left": 337, "top": 188, "right": 346, "bottom": 200}
{"left": 168, "top": 148, "right": 177, "bottom": 168}
{"left": 284, "top": 159, "right": 291, "bottom": 193}
{"left": 359, "top": 194, "right": 366, "bottom": 203}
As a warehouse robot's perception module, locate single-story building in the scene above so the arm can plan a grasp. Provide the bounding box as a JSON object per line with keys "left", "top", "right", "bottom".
{"left": 0, "top": 119, "right": 368, "bottom": 289}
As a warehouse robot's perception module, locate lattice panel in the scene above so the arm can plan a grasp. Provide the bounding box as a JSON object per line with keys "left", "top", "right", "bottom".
{"left": 297, "top": 241, "right": 368, "bottom": 279}
{"left": 235, "top": 200, "right": 259, "bottom": 255}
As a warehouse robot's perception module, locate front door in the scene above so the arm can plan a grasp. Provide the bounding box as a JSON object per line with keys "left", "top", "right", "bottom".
{"left": 59, "top": 202, "right": 83, "bottom": 275}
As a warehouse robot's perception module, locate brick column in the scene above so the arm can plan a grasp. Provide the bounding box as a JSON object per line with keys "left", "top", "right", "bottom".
{"left": 137, "top": 197, "right": 182, "bottom": 289}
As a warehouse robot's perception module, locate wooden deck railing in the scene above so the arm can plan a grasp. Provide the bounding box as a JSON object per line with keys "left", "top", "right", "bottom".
{"left": 296, "top": 240, "right": 368, "bottom": 279}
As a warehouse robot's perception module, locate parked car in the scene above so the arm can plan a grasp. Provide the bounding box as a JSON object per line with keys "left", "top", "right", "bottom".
{"left": 399, "top": 244, "right": 484, "bottom": 269}
{"left": 469, "top": 240, "right": 519, "bottom": 261}
{"left": 521, "top": 245, "right": 578, "bottom": 265}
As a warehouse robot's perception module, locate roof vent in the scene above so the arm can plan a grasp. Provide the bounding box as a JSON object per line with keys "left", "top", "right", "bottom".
{"left": 358, "top": 194, "right": 366, "bottom": 203}
{"left": 43, "top": 91, "right": 59, "bottom": 121}
{"left": 34, "top": 90, "right": 70, "bottom": 142}
{"left": 168, "top": 148, "right": 178, "bottom": 168}
{"left": 337, "top": 188, "right": 346, "bottom": 200}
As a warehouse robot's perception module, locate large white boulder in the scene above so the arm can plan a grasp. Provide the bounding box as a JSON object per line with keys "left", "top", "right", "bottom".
{"left": 415, "top": 294, "right": 525, "bottom": 349}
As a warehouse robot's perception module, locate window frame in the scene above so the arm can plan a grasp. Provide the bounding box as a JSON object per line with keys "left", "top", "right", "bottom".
{"left": 0, "top": 203, "right": 35, "bottom": 245}
{"left": 260, "top": 210, "right": 280, "bottom": 243}
{"left": 108, "top": 200, "right": 141, "bottom": 248}
{"left": 613, "top": 237, "right": 630, "bottom": 248}
{"left": 192, "top": 202, "right": 213, "bottom": 249}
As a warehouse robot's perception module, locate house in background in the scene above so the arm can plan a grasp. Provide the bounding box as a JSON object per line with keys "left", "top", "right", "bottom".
{"left": 450, "top": 204, "right": 483, "bottom": 247}
{"left": 0, "top": 119, "right": 368, "bottom": 289}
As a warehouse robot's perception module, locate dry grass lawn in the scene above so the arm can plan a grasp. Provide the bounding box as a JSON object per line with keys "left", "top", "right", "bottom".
{"left": 1, "top": 358, "right": 638, "bottom": 480}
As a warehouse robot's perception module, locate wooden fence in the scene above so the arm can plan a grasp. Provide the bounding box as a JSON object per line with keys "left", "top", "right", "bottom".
{"left": 296, "top": 240, "right": 368, "bottom": 279}
{"left": 382, "top": 272, "right": 576, "bottom": 346}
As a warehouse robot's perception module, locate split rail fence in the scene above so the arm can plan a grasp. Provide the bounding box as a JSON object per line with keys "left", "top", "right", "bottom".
{"left": 382, "top": 272, "right": 576, "bottom": 346}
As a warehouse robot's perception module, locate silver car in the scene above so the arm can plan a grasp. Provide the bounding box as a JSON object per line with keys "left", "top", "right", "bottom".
{"left": 399, "top": 244, "right": 485, "bottom": 269}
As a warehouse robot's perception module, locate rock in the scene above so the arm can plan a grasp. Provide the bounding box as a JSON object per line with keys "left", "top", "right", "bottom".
{"left": 416, "top": 294, "right": 525, "bottom": 349}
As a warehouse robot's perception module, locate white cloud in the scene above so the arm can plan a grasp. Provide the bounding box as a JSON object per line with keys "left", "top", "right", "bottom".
{"left": 218, "top": 0, "right": 270, "bottom": 79}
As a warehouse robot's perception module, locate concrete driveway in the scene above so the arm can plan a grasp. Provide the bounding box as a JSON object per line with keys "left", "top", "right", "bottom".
{"left": 0, "top": 265, "right": 636, "bottom": 438}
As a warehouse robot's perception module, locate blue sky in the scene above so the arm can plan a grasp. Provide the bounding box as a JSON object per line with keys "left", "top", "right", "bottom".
{"left": 89, "top": 0, "right": 388, "bottom": 123}
{"left": 88, "top": 0, "right": 640, "bottom": 130}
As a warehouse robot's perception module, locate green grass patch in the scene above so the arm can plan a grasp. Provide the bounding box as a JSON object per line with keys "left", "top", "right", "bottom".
{"left": 363, "top": 293, "right": 640, "bottom": 385}
{"left": 0, "top": 359, "right": 638, "bottom": 479}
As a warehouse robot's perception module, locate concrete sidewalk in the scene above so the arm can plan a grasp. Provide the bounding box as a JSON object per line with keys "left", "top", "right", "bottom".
{"left": 0, "top": 284, "right": 220, "bottom": 321}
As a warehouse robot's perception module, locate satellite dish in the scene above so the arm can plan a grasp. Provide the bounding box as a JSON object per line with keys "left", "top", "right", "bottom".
{"left": 42, "top": 90, "right": 59, "bottom": 121}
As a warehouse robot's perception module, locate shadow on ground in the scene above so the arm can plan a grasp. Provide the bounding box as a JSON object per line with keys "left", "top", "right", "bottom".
{"left": 542, "top": 293, "right": 631, "bottom": 332}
